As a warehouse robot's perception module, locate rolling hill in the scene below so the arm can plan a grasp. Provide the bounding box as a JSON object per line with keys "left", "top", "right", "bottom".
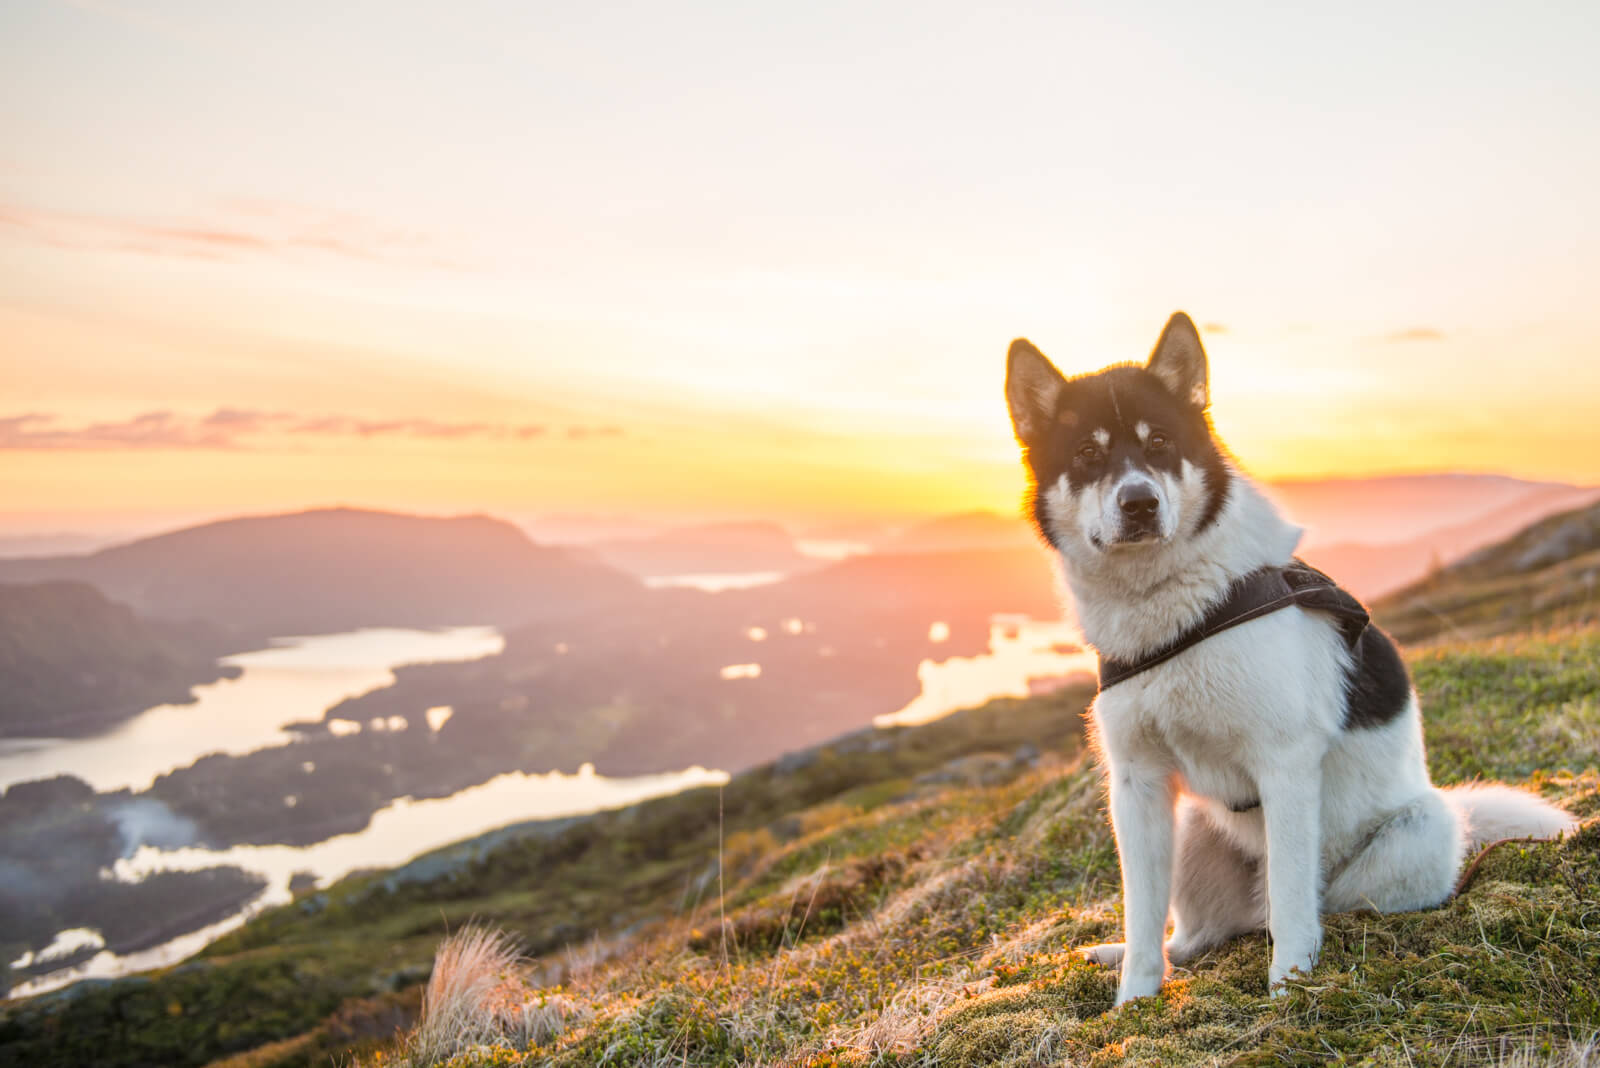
{"left": 0, "top": 581, "right": 241, "bottom": 737}
{"left": 1301, "top": 481, "right": 1600, "bottom": 599}
{"left": 0, "top": 509, "right": 642, "bottom": 638}
{"left": 1264, "top": 472, "right": 1586, "bottom": 548}
{"left": 1374, "top": 497, "right": 1600, "bottom": 645}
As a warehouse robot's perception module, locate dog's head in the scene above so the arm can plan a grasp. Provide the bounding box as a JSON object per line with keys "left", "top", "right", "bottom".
{"left": 1005, "top": 312, "right": 1231, "bottom": 561}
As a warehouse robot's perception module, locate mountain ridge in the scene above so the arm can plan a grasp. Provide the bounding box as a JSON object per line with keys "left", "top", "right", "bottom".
{"left": 0, "top": 508, "right": 642, "bottom": 638}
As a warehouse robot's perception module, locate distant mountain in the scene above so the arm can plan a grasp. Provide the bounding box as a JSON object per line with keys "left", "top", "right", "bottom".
{"left": 1301, "top": 483, "right": 1600, "bottom": 599}
{"left": 1375, "top": 498, "right": 1600, "bottom": 644}
{"left": 1266, "top": 473, "right": 1581, "bottom": 548}
{"left": 0, "top": 508, "right": 641, "bottom": 638}
{"left": 0, "top": 532, "right": 121, "bottom": 559}
{"left": 874, "top": 478, "right": 1596, "bottom": 593}
{"left": 586, "top": 521, "right": 818, "bottom": 578}
{"left": 875, "top": 511, "right": 1039, "bottom": 554}
{"left": 0, "top": 582, "right": 241, "bottom": 737}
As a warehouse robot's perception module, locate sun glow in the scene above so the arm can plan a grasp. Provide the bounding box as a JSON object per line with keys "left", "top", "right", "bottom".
{"left": 4, "top": 4, "right": 1599, "bottom": 536}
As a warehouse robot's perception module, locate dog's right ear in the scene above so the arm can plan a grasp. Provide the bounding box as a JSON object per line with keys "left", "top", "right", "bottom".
{"left": 1006, "top": 338, "right": 1066, "bottom": 445}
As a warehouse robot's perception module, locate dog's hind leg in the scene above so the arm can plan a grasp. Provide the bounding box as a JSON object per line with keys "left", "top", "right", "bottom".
{"left": 1323, "top": 789, "right": 1464, "bottom": 914}
{"left": 1081, "top": 800, "right": 1264, "bottom": 968}
{"left": 1165, "top": 800, "right": 1265, "bottom": 962}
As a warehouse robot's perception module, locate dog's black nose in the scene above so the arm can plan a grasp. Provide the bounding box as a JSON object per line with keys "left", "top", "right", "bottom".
{"left": 1118, "top": 485, "right": 1160, "bottom": 519}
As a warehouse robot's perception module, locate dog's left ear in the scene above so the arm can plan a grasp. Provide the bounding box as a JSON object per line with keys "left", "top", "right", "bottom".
{"left": 1147, "top": 312, "right": 1209, "bottom": 409}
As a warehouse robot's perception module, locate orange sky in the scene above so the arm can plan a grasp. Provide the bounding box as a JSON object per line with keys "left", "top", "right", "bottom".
{"left": 4, "top": 2, "right": 1598, "bottom": 536}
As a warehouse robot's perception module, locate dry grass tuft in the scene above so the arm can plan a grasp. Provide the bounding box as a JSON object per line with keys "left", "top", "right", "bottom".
{"left": 401, "top": 924, "right": 589, "bottom": 1067}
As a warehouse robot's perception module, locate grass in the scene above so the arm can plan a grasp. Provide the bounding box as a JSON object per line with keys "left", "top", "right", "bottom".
{"left": 350, "top": 627, "right": 1600, "bottom": 1068}
{"left": 3, "top": 628, "right": 1598, "bottom": 1067}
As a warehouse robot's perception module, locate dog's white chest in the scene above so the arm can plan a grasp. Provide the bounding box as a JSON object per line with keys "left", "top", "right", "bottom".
{"left": 1092, "top": 612, "right": 1347, "bottom": 804}
{"left": 1119, "top": 695, "right": 1260, "bottom": 804}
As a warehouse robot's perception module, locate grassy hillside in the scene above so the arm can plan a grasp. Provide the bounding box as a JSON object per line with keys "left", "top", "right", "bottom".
{"left": 351, "top": 629, "right": 1600, "bottom": 1068}
{"left": 1375, "top": 500, "right": 1600, "bottom": 645}
{"left": 5, "top": 627, "right": 1596, "bottom": 1067}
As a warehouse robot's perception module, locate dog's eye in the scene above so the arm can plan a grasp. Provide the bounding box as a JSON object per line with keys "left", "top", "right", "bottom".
{"left": 1076, "top": 443, "right": 1101, "bottom": 461}
{"left": 1147, "top": 433, "right": 1169, "bottom": 450}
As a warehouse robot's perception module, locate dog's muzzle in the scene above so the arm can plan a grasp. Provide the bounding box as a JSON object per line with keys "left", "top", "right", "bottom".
{"left": 1112, "top": 482, "right": 1162, "bottom": 543}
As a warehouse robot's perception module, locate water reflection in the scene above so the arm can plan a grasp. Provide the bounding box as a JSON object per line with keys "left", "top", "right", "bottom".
{"left": 875, "top": 615, "right": 1098, "bottom": 727}
{"left": 0, "top": 627, "right": 504, "bottom": 792}
{"left": 13, "top": 763, "right": 728, "bottom": 997}
{"left": 642, "top": 571, "right": 784, "bottom": 591}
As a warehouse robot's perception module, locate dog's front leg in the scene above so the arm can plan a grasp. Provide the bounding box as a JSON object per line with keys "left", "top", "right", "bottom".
{"left": 1260, "top": 760, "right": 1323, "bottom": 991}
{"left": 1108, "top": 762, "right": 1176, "bottom": 1004}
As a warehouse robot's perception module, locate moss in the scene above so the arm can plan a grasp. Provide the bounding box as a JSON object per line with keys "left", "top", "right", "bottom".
{"left": 10, "top": 631, "right": 1600, "bottom": 1068}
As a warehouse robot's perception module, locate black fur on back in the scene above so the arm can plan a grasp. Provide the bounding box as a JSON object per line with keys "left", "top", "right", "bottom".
{"left": 1341, "top": 624, "right": 1412, "bottom": 730}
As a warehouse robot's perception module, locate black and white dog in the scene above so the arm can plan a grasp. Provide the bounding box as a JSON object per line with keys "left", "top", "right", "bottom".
{"left": 1004, "top": 312, "right": 1575, "bottom": 1005}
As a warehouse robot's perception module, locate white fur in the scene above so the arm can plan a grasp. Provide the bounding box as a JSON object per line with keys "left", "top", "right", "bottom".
{"left": 1055, "top": 463, "right": 1577, "bottom": 1004}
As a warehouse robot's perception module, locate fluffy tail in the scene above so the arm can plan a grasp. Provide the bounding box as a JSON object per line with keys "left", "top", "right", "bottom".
{"left": 1443, "top": 783, "right": 1577, "bottom": 850}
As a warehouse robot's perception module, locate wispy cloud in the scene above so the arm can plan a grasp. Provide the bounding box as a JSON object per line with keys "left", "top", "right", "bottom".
{"left": 1201, "top": 322, "right": 1229, "bottom": 335}
{"left": 0, "top": 412, "right": 237, "bottom": 450}
{"left": 1381, "top": 327, "right": 1445, "bottom": 343}
{"left": 0, "top": 199, "right": 456, "bottom": 268}
{"left": 0, "top": 410, "right": 623, "bottom": 450}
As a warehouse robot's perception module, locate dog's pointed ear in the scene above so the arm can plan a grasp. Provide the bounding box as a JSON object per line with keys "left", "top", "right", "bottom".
{"left": 1006, "top": 338, "right": 1066, "bottom": 444}
{"left": 1146, "top": 312, "right": 1209, "bottom": 409}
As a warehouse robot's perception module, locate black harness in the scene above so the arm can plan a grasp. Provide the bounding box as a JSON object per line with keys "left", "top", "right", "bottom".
{"left": 1096, "top": 558, "right": 1371, "bottom": 692}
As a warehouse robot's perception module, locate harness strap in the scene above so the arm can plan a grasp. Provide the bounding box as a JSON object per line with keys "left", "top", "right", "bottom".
{"left": 1096, "top": 558, "right": 1370, "bottom": 691}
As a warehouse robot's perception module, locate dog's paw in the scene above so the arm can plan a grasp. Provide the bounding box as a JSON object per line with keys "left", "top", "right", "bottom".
{"left": 1268, "top": 944, "right": 1319, "bottom": 993}
{"left": 1267, "top": 961, "right": 1313, "bottom": 995}
{"left": 1077, "top": 941, "right": 1126, "bottom": 967}
{"left": 1114, "top": 975, "right": 1162, "bottom": 1006}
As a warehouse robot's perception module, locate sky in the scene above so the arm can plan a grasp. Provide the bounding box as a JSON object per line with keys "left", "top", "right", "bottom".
{"left": 3, "top": 1, "right": 1598, "bottom": 537}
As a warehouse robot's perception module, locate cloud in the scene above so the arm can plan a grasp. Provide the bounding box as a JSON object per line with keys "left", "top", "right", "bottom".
{"left": 0, "top": 411, "right": 237, "bottom": 450}
{"left": 1382, "top": 327, "right": 1445, "bottom": 343}
{"left": 0, "top": 410, "right": 626, "bottom": 451}
{"left": 1201, "top": 322, "right": 1228, "bottom": 335}
{"left": 0, "top": 199, "right": 454, "bottom": 268}
{"left": 200, "top": 408, "right": 288, "bottom": 431}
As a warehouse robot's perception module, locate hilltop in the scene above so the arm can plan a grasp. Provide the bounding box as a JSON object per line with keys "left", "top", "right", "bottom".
{"left": 1374, "top": 498, "right": 1600, "bottom": 645}
{"left": 0, "top": 509, "right": 640, "bottom": 638}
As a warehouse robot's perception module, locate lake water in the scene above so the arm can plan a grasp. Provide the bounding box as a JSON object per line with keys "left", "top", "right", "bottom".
{"left": 8, "top": 611, "right": 1090, "bottom": 997}
{"left": 875, "top": 615, "right": 1098, "bottom": 727}
{"left": 0, "top": 626, "right": 506, "bottom": 793}
{"left": 642, "top": 571, "right": 786, "bottom": 592}
{"left": 10, "top": 762, "right": 728, "bottom": 997}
